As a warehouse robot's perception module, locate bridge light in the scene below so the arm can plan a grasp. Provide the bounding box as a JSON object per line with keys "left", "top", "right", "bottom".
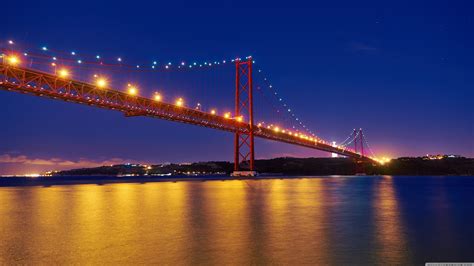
{"left": 176, "top": 98, "right": 184, "bottom": 107}
{"left": 6, "top": 55, "right": 20, "bottom": 65}
{"left": 236, "top": 116, "right": 243, "bottom": 122}
{"left": 127, "top": 83, "right": 138, "bottom": 95}
{"left": 128, "top": 86, "right": 137, "bottom": 96}
{"left": 96, "top": 78, "right": 107, "bottom": 88}
{"left": 153, "top": 93, "right": 162, "bottom": 101}
{"left": 210, "top": 109, "right": 216, "bottom": 115}
{"left": 378, "top": 157, "right": 391, "bottom": 165}
{"left": 224, "top": 112, "right": 231, "bottom": 119}
{"left": 58, "top": 68, "right": 69, "bottom": 78}
{"left": 274, "top": 127, "right": 280, "bottom": 133}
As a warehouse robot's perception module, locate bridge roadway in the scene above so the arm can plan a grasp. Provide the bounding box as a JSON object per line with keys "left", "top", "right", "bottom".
{"left": 0, "top": 62, "right": 376, "bottom": 163}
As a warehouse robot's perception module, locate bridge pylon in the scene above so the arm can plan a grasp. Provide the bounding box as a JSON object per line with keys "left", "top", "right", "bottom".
{"left": 354, "top": 128, "right": 366, "bottom": 175}
{"left": 231, "top": 58, "right": 257, "bottom": 177}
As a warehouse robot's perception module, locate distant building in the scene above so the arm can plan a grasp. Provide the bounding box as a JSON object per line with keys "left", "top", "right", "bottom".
{"left": 423, "top": 154, "right": 462, "bottom": 160}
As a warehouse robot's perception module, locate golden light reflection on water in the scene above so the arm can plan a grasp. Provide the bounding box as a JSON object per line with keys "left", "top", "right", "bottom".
{"left": 267, "top": 178, "right": 331, "bottom": 264}
{"left": 373, "top": 176, "right": 411, "bottom": 265}
{"left": 0, "top": 177, "right": 426, "bottom": 264}
{"left": 186, "top": 180, "right": 250, "bottom": 265}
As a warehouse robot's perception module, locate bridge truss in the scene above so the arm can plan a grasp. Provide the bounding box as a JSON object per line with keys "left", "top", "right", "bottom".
{"left": 0, "top": 61, "right": 379, "bottom": 172}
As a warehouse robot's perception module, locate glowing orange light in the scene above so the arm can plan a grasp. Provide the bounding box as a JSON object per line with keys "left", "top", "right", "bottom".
{"left": 128, "top": 87, "right": 137, "bottom": 95}
{"left": 176, "top": 98, "right": 184, "bottom": 107}
{"left": 58, "top": 68, "right": 69, "bottom": 78}
{"left": 210, "top": 109, "right": 216, "bottom": 115}
{"left": 153, "top": 93, "right": 162, "bottom": 101}
{"left": 378, "top": 157, "right": 391, "bottom": 165}
{"left": 274, "top": 127, "right": 280, "bottom": 133}
{"left": 224, "top": 112, "right": 231, "bottom": 119}
{"left": 236, "top": 116, "right": 243, "bottom": 122}
{"left": 96, "top": 78, "right": 107, "bottom": 88}
{"left": 6, "top": 55, "right": 19, "bottom": 65}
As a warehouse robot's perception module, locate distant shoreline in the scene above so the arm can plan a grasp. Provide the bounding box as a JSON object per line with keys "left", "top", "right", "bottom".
{"left": 23, "top": 156, "right": 473, "bottom": 178}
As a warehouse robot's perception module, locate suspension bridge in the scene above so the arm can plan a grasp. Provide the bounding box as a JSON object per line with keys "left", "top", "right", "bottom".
{"left": 0, "top": 41, "right": 383, "bottom": 176}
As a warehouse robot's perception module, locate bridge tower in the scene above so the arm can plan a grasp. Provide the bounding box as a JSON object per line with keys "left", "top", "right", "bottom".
{"left": 231, "top": 58, "right": 257, "bottom": 177}
{"left": 354, "top": 128, "right": 366, "bottom": 175}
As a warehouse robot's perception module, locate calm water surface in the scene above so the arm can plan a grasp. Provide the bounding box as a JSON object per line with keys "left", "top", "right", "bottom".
{"left": 1, "top": 176, "right": 473, "bottom": 265}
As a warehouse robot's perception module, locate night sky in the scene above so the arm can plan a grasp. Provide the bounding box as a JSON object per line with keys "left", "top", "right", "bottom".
{"left": 1, "top": 0, "right": 472, "bottom": 174}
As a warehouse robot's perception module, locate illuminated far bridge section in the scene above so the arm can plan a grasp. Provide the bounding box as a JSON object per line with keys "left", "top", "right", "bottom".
{"left": 0, "top": 62, "right": 378, "bottom": 163}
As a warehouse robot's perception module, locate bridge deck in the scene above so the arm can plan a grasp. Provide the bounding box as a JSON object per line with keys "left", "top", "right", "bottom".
{"left": 0, "top": 62, "right": 376, "bottom": 163}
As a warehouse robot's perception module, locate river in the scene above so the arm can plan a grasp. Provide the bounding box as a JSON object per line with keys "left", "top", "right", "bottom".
{"left": 0, "top": 176, "right": 473, "bottom": 264}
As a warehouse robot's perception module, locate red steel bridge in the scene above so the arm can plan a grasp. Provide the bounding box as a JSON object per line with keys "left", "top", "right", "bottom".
{"left": 0, "top": 47, "right": 381, "bottom": 175}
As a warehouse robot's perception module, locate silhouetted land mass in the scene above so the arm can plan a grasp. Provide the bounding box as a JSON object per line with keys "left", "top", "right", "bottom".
{"left": 55, "top": 156, "right": 474, "bottom": 176}
{"left": 1, "top": 157, "right": 472, "bottom": 187}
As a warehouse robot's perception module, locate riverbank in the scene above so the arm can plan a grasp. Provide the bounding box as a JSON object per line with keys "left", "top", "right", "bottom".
{"left": 49, "top": 157, "right": 474, "bottom": 177}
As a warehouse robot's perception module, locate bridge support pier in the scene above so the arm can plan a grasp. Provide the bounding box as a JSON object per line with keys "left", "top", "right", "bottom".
{"left": 233, "top": 58, "right": 256, "bottom": 176}
{"left": 230, "top": 171, "right": 258, "bottom": 177}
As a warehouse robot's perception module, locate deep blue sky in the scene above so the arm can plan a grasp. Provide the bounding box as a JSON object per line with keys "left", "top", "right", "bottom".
{"left": 1, "top": 0, "right": 473, "bottom": 174}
